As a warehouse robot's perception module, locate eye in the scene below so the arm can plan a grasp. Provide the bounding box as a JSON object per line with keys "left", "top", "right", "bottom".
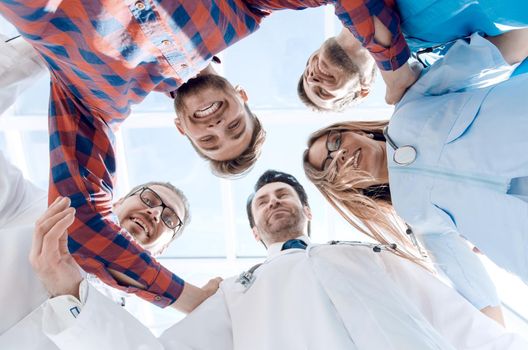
{"left": 228, "top": 119, "right": 241, "bottom": 130}
{"left": 144, "top": 197, "right": 152, "bottom": 205}
{"left": 328, "top": 133, "right": 341, "bottom": 150}
{"left": 165, "top": 218, "right": 174, "bottom": 227}
{"left": 319, "top": 87, "right": 331, "bottom": 98}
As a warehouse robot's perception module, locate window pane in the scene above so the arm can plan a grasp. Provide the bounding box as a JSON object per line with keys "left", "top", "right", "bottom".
{"left": 20, "top": 130, "right": 49, "bottom": 189}
{"left": 15, "top": 74, "right": 50, "bottom": 115}
{"left": 122, "top": 126, "right": 226, "bottom": 257}
{"left": 223, "top": 8, "right": 327, "bottom": 110}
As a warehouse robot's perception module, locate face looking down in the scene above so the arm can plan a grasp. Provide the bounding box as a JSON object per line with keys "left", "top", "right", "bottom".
{"left": 174, "top": 74, "right": 255, "bottom": 162}
{"left": 251, "top": 182, "right": 312, "bottom": 246}
{"left": 306, "top": 129, "right": 388, "bottom": 185}
{"left": 114, "top": 185, "right": 186, "bottom": 254}
{"left": 302, "top": 38, "right": 375, "bottom": 111}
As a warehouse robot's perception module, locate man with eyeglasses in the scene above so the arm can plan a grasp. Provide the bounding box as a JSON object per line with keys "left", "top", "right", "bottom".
{"left": 26, "top": 170, "right": 527, "bottom": 349}
{"left": 0, "top": 0, "right": 479, "bottom": 312}
{"left": 0, "top": 36, "right": 220, "bottom": 349}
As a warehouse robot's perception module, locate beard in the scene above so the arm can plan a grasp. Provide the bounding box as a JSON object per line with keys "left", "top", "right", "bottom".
{"left": 323, "top": 37, "right": 359, "bottom": 80}
{"left": 174, "top": 74, "right": 232, "bottom": 113}
{"left": 259, "top": 205, "right": 304, "bottom": 242}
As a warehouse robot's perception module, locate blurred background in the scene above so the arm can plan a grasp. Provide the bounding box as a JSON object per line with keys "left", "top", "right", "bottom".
{"left": 1, "top": 6, "right": 527, "bottom": 336}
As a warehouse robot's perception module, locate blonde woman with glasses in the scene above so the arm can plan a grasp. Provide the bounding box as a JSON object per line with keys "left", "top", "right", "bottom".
{"left": 303, "top": 29, "right": 528, "bottom": 326}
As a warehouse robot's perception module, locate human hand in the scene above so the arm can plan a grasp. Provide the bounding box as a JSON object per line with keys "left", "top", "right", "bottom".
{"left": 171, "top": 277, "right": 223, "bottom": 313}
{"left": 201, "top": 277, "right": 223, "bottom": 298}
{"left": 381, "top": 62, "right": 422, "bottom": 104}
{"left": 29, "top": 196, "right": 83, "bottom": 299}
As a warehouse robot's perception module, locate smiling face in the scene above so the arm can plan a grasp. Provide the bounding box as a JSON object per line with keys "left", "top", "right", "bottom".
{"left": 301, "top": 38, "right": 375, "bottom": 111}
{"left": 306, "top": 130, "right": 388, "bottom": 185}
{"left": 251, "top": 182, "right": 311, "bottom": 247}
{"left": 113, "top": 185, "right": 186, "bottom": 254}
{"left": 174, "top": 75, "right": 255, "bottom": 161}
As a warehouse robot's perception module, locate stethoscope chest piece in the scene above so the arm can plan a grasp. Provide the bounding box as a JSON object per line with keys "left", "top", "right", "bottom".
{"left": 393, "top": 146, "right": 417, "bottom": 165}
{"left": 383, "top": 126, "right": 417, "bottom": 166}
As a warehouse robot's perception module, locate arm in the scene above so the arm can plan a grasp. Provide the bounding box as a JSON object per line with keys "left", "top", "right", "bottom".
{"left": 332, "top": 0, "right": 417, "bottom": 104}
{"left": 43, "top": 282, "right": 230, "bottom": 350}
{"left": 419, "top": 230, "right": 502, "bottom": 314}
{"left": 0, "top": 35, "right": 47, "bottom": 115}
{"left": 245, "top": 0, "right": 416, "bottom": 103}
{"left": 486, "top": 28, "right": 528, "bottom": 65}
{"left": 0, "top": 35, "right": 47, "bottom": 222}
{"left": 0, "top": 1, "right": 210, "bottom": 311}
{"left": 47, "top": 79, "right": 188, "bottom": 308}
{"left": 31, "top": 199, "right": 228, "bottom": 350}
{"left": 410, "top": 31, "right": 524, "bottom": 97}
{"left": 381, "top": 253, "right": 528, "bottom": 349}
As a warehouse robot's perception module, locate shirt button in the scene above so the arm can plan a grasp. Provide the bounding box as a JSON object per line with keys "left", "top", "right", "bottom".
{"left": 135, "top": 1, "right": 145, "bottom": 10}
{"left": 161, "top": 39, "right": 171, "bottom": 46}
{"left": 180, "top": 63, "right": 188, "bottom": 69}
{"left": 154, "top": 295, "right": 162, "bottom": 301}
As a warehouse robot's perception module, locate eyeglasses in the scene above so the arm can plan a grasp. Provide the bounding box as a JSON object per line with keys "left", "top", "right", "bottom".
{"left": 322, "top": 130, "right": 342, "bottom": 170}
{"left": 129, "top": 187, "right": 183, "bottom": 236}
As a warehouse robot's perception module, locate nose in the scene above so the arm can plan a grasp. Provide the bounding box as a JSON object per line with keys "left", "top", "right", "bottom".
{"left": 336, "top": 149, "right": 347, "bottom": 168}
{"left": 146, "top": 207, "right": 162, "bottom": 223}
{"left": 307, "top": 67, "right": 321, "bottom": 84}
{"left": 268, "top": 197, "right": 280, "bottom": 209}
{"left": 207, "top": 117, "right": 223, "bottom": 128}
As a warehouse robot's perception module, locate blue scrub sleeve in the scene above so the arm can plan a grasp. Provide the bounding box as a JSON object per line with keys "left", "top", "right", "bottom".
{"left": 419, "top": 231, "right": 501, "bottom": 309}
{"left": 408, "top": 33, "right": 515, "bottom": 97}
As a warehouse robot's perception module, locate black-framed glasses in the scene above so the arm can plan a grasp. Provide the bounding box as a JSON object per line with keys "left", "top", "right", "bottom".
{"left": 322, "top": 130, "right": 342, "bottom": 170}
{"left": 129, "top": 187, "right": 183, "bottom": 236}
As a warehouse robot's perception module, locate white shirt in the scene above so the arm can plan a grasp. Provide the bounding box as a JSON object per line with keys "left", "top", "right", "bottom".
{"left": 43, "top": 238, "right": 528, "bottom": 350}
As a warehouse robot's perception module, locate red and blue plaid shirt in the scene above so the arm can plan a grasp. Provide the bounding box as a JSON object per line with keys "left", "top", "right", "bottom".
{"left": 0, "top": 0, "right": 408, "bottom": 307}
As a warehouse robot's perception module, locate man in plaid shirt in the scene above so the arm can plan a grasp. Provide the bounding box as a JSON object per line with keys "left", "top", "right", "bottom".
{"left": 0, "top": 0, "right": 414, "bottom": 311}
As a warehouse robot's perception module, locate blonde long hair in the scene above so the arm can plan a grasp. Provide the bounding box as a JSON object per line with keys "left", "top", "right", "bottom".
{"left": 303, "top": 121, "right": 429, "bottom": 267}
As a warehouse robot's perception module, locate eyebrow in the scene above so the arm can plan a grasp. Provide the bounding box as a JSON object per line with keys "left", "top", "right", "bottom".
{"left": 254, "top": 193, "right": 268, "bottom": 205}
{"left": 275, "top": 188, "right": 290, "bottom": 196}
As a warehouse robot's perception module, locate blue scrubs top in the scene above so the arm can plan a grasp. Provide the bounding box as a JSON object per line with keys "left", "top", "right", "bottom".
{"left": 397, "top": 0, "right": 528, "bottom": 74}
{"left": 387, "top": 34, "right": 528, "bottom": 309}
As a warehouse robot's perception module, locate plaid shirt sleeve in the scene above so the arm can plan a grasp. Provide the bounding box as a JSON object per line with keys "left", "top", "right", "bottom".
{"left": 45, "top": 78, "right": 184, "bottom": 308}
{"left": 245, "top": 0, "right": 410, "bottom": 71}
{"left": 1, "top": 2, "right": 184, "bottom": 307}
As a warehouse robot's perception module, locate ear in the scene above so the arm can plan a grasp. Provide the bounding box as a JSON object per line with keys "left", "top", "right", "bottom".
{"left": 174, "top": 118, "right": 186, "bottom": 135}
{"left": 252, "top": 226, "right": 261, "bottom": 242}
{"left": 303, "top": 206, "right": 313, "bottom": 221}
{"left": 235, "top": 85, "right": 249, "bottom": 103}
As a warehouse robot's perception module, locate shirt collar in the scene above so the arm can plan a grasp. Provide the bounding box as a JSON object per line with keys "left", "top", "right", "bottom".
{"left": 267, "top": 235, "right": 311, "bottom": 258}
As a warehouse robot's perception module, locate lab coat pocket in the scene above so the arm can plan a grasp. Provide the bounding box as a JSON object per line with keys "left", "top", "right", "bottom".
{"left": 445, "top": 89, "right": 490, "bottom": 144}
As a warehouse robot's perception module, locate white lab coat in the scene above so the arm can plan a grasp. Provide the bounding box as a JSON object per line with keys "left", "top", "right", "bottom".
{"left": 0, "top": 150, "right": 55, "bottom": 348}
{"left": 0, "top": 34, "right": 47, "bottom": 114}
{"left": 0, "top": 34, "right": 57, "bottom": 349}
{"left": 0, "top": 36, "right": 125, "bottom": 349}
{"left": 43, "top": 240, "right": 527, "bottom": 350}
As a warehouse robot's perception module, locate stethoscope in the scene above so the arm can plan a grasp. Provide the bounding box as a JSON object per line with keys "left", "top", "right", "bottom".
{"left": 382, "top": 126, "right": 417, "bottom": 166}
{"left": 235, "top": 241, "right": 398, "bottom": 291}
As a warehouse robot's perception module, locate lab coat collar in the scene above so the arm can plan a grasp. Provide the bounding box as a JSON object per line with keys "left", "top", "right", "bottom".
{"left": 267, "top": 235, "right": 311, "bottom": 258}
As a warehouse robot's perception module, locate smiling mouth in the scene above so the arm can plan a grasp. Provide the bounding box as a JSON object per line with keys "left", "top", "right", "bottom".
{"left": 131, "top": 216, "right": 150, "bottom": 236}
{"left": 194, "top": 101, "right": 223, "bottom": 118}
{"left": 315, "top": 57, "right": 335, "bottom": 81}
